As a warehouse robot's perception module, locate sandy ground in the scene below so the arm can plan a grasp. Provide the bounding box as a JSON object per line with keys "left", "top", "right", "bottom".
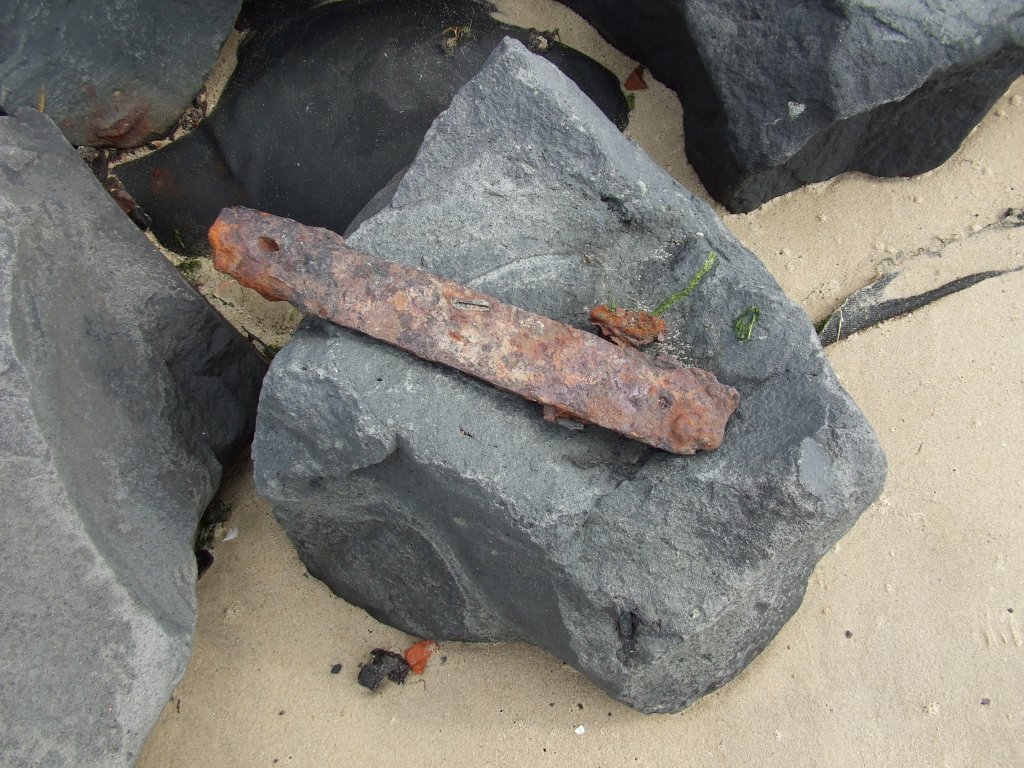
{"left": 137, "top": 2, "right": 1024, "bottom": 765}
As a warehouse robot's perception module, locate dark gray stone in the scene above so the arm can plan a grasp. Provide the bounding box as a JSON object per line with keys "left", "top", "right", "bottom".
{"left": 559, "top": 0, "right": 1024, "bottom": 212}
{"left": 115, "top": 0, "right": 629, "bottom": 256}
{"left": 0, "top": 0, "right": 241, "bottom": 147}
{"left": 254, "top": 39, "right": 886, "bottom": 713}
{"left": 0, "top": 109, "right": 265, "bottom": 766}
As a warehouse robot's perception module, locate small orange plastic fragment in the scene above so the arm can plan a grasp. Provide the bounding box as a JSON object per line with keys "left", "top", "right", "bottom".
{"left": 404, "top": 640, "right": 438, "bottom": 674}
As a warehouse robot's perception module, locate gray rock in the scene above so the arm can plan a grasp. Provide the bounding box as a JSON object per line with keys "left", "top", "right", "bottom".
{"left": 0, "top": 109, "right": 265, "bottom": 766}
{"left": 559, "top": 0, "right": 1024, "bottom": 212}
{"left": 0, "top": 0, "right": 242, "bottom": 147}
{"left": 254, "top": 39, "right": 886, "bottom": 713}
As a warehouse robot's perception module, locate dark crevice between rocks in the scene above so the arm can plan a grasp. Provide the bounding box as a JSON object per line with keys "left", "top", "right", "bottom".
{"left": 194, "top": 496, "right": 234, "bottom": 578}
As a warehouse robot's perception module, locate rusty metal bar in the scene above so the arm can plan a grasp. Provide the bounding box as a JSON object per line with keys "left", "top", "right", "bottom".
{"left": 209, "top": 207, "right": 739, "bottom": 454}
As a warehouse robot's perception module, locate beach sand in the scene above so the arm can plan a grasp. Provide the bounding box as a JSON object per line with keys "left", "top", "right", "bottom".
{"left": 137, "top": 2, "right": 1023, "bottom": 764}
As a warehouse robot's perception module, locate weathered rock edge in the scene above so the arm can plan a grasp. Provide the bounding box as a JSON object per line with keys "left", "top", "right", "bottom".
{"left": 0, "top": 0, "right": 242, "bottom": 147}
{"left": 254, "top": 39, "right": 887, "bottom": 713}
{"left": 0, "top": 108, "right": 265, "bottom": 766}
{"left": 560, "top": 0, "right": 1024, "bottom": 212}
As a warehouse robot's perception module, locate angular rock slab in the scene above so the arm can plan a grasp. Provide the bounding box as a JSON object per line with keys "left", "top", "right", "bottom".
{"left": 560, "top": 0, "right": 1024, "bottom": 212}
{"left": 0, "top": 0, "right": 242, "bottom": 147}
{"left": 254, "top": 39, "right": 887, "bottom": 713}
{"left": 0, "top": 109, "right": 265, "bottom": 766}
{"left": 115, "top": 0, "right": 629, "bottom": 256}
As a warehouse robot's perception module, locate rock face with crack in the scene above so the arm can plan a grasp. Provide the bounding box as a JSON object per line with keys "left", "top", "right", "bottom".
{"left": 559, "top": 0, "right": 1024, "bottom": 212}
{"left": 116, "top": 0, "right": 629, "bottom": 256}
{"left": 254, "top": 39, "right": 887, "bottom": 713}
{"left": 0, "top": 109, "right": 266, "bottom": 766}
{"left": 0, "top": 0, "right": 242, "bottom": 147}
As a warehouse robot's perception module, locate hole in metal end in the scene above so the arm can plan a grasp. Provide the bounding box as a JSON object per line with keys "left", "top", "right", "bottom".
{"left": 257, "top": 235, "right": 280, "bottom": 252}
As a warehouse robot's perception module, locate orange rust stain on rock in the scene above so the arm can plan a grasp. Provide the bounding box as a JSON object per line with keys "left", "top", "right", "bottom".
{"left": 80, "top": 83, "right": 157, "bottom": 148}
{"left": 92, "top": 108, "right": 152, "bottom": 146}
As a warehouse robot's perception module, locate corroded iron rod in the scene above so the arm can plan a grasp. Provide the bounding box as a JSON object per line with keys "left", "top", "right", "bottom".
{"left": 209, "top": 207, "right": 739, "bottom": 454}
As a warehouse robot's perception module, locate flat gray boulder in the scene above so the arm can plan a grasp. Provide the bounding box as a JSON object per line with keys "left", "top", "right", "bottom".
{"left": 560, "top": 0, "right": 1024, "bottom": 211}
{"left": 0, "top": 0, "right": 241, "bottom": 147}
{"left": 0, "top": 109, "right": 265, "bottom": 766}
{"left": 254, "top": 39, "right": 886, "bottom": 713}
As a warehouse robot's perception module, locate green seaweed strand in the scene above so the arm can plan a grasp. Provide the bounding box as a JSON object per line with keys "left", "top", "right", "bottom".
{"left": 651, "top": 251, "right": 717, "bottom": 317}
{"left": 733, "top": 305, "right": 761, "bottom": 341}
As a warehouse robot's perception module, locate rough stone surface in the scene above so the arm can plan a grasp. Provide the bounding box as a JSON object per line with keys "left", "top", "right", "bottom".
{"left": 254, "top": 40, "right": 886, "bottom": 713}
{"left": 560, "top": 0, "right": 1024, "bottom": 212}
{"left": 116, "top": 0, "right": 629, "bottom": 256}
{"left": 0, "top": 109, "right": 266, "bottom": 766}
{"left": 0, "top": 0, "right": 242, "bottom": 148}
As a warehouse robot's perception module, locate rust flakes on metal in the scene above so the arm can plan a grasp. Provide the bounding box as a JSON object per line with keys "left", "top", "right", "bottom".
{"left": 589, "top": 304, "right": 666, "bottom": 348}
{"left": 208, "top": 207, "right": 740, "bottom": 454}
